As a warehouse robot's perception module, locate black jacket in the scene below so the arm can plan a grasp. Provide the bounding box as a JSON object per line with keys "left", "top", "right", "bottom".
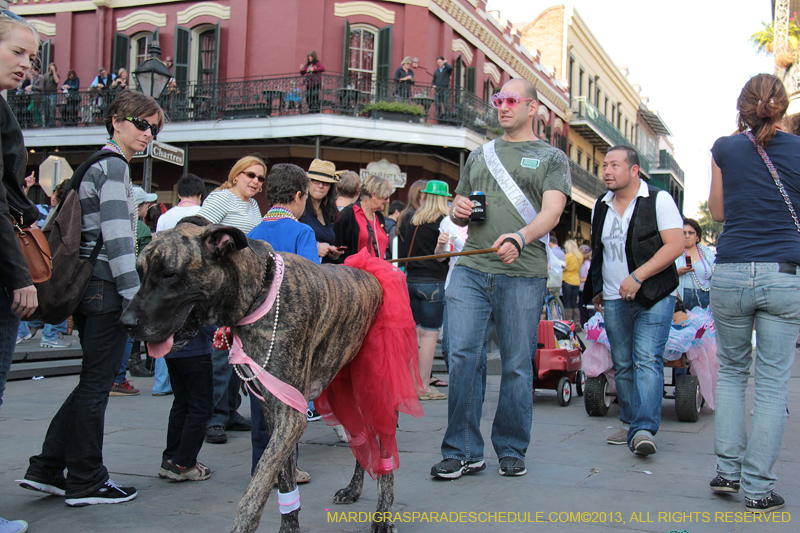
{"left": 584, "top": 184, "right": 678, "bottom": 309}
{"left": 1, "top": 97, "right": 39, "bottom": 291}
{"left": 333, "top": 200, "right": 386, "bottom": 263}
{"left": 432, "top": 63, "right": 453, "bottom": 88}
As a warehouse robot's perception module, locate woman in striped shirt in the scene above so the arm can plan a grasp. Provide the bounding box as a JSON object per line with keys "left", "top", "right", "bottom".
{"left": 196, "top": 155, "right": 266, "bottom": 446}
{"left": 197, "top": 155, "right": 266, "bottom": 234}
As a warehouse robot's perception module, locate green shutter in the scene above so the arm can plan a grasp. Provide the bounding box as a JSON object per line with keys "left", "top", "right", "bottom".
{"left": 342, "top": 19, "right": 350, "bottom": 82}
{"left": 454, "top": 56, "right": 463, "bottom": 90}
{"left": 41, "top": 40, "right": 52, "bottom": 71}
{"left": 174, "top": 26, "right": 190, "bottom": 86}
{"left": 466, "top": 66, "right": 476, "bottom": 94}
{"left": 112, "top": 33, "right": 130, "bottom": 74}
{"left": 377, "top": 25, "right": 392, "bottom": 100}
{"left": 212, "top": 22, "right": 221, "bottom": 81}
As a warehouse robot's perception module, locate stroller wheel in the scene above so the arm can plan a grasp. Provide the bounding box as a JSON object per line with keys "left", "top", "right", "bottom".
{"left": 575, "top": 370, "right": 586, "bottom": 396}
{"left": 557, "top": 377, "right": 572, "bottom": 406}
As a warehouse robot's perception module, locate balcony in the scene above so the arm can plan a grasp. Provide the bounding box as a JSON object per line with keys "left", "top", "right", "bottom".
{"left": 9, "top": 74, "right": 500, "bottom": 141}
{"left": 652, "top": 149, "right": 684, "bottom": 187}
{"left": 569, "top": 96, "right": 649, "bottom": 175}
{"left": 569, "top": 158, "right": 606, "bottom": 199}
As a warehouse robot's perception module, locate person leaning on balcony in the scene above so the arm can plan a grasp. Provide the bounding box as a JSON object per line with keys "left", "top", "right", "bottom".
{"left": 61, "top": 70, "right": 80, "bottom": 125}
{"left": 393, "top": 56, "right": 415, "bottom": 101}
{"left": 110, "top": 68, "right": 128, "bottom": 92}
{"left": 43, "top": 62, "right": 59, "bottom": 127}
{"left": 300, "top": 50, "right": 325, "bottom": 113}
{"left": 90, "top": 67, "right": 115, "bottom": 93}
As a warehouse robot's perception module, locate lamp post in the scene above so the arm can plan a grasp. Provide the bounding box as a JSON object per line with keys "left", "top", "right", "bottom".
{"left": 133, "top": 28, "right": 173, "bottom": 193}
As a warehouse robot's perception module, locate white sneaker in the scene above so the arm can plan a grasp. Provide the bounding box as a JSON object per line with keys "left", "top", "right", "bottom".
{"left": 0, "top": 517, "right": 28, "bottom": 533}
{"left": 40, "top": 339, "right": 72, "bottom": 349}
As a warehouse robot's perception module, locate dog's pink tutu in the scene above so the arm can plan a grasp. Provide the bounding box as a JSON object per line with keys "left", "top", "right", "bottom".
{"left": 315, "top": 250, "right": 424, "bottom": 479}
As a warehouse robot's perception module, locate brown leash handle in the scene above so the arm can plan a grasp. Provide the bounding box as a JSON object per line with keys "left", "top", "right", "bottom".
{"left": 388, "top": 247, "right": 500, "bottom": 264}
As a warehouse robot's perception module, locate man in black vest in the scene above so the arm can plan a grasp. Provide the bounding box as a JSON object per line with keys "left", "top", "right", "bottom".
{"left": 584, "top": 146, "right": 683, "bottom": 456}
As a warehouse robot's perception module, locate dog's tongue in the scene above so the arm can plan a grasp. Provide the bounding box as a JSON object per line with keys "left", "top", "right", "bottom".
{"left": 147, "top": 335, "right": 174, "bottom": 359}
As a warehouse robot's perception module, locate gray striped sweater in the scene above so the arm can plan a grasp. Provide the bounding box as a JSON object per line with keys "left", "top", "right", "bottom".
{"left": 78, "top": 155, "right": 139, "bottom": 301}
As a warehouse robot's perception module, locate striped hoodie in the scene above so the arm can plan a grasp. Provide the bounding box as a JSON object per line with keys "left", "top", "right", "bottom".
{"left": 78, "top": 155, "right": 139, "bottom": 302}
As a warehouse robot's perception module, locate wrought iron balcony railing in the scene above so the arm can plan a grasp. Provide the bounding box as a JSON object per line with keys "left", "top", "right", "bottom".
{"left": 8, "top": 74, "right": 501, "bottom": 138}
{"left": 570, "top": 96, "right": 650, "bottom": 175}
{"left": 569, "top": 158, "right": 606, "bottom": 199}
{"left": 655, "top": 149, "right": 685, "bottom": 186}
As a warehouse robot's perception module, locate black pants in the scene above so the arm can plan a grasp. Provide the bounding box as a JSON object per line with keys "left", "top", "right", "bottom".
{"left": 26, "top": 278, "right": 127, "bottom": 498}
{"left": 164, "top": 354, "right": 213, "bottom": 468}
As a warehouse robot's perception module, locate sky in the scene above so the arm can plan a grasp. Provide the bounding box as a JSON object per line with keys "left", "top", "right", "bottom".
{"left": 486, "top": 0, "right": 775, "bottom": 217}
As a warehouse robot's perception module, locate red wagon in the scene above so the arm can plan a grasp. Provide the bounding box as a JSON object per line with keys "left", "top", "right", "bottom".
{"left": 534, "top": 320, "right": 585, "bottom": 406}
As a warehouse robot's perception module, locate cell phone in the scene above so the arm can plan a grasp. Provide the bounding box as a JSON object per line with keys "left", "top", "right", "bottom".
{"left": 336, "top": 246, "right": 347, "bottom": 251}
{"left": 685, "top": 256, "right": 692, "bottom": 267}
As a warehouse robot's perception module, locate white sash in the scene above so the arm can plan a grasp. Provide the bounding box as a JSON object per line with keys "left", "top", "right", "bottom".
{"left": 483, "top": 139, "right": 551, "bottom": 252}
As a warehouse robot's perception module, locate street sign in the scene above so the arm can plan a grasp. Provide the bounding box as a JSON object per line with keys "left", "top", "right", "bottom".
{"left": 38, "top": 156, "right": 73, "bottom": 196}
{"left": 151, "top": 141, "right": 185, "bottom": 166}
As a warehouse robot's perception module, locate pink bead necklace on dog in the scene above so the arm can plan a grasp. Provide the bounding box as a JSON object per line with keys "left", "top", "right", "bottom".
{"left": 227, "top": 253, "right": 307, "bottom": 414}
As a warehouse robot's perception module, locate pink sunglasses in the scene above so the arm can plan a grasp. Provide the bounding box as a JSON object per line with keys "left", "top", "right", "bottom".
{"left": 491, "top": 91, "right": 534, "bottom": 109}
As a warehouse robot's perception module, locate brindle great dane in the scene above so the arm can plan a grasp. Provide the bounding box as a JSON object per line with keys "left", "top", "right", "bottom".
{"left": 121, "top": 220, "right": 401, "bottom": 533}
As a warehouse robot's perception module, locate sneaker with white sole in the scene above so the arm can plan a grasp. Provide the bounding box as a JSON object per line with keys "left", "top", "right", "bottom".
{"left": 158, "top": 459, "right": 173, "bottom": 479}
{"left": 109, "top": 379, "right": 140, "bottom": 396}
{"left": 166, "top": 461, "right": 211, "bottom": 482}
{"left": 64, "top": 479, "right": 137, "bottom": 507}
{"left": 498, "top": 457, "right": 527, "bottom": 477}
{"left": 430, "top": 458, "right": 486, "bottom": 479}
{"left": 745, "top": 492, "right": 785, "bottom": 513}
{"left": 709, "top": 474, "right": 740, "bottom": 493}
{"left": 632, "top": 434, "right": 657, "bottom": 456}
{"left": 17, "top": 478, "right": 67, "bottom": 497}
{"left": 40, "top": 339, "right": 72, "bottom": 349}
{"left": 0, "top": 517, "right": 28, "bottom": 533}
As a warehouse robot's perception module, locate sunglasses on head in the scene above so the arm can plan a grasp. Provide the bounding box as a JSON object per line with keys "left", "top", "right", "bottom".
{"left": 0, "top": 10, "right": 24, "bottom": 22}
{"left": 240, "top": 171, "right": 266, "bottom": 183}
{"left": 491, "top": 91, "right": 534, "bottom": 109}
{"left": 123, "top": 116, "right": 160, "bottom": 139}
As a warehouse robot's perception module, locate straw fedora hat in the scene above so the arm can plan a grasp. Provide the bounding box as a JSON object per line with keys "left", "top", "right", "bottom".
{"left": 307, "top": 159, "right": 339, "bottom": 183}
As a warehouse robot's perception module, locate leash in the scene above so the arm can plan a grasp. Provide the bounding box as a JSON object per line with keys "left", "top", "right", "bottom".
{"left": 387, "top": 246, "right": 500, "bottom": 264}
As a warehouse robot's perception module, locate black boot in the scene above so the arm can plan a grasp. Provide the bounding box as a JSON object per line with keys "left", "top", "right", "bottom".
{"left": 128, "top": 346, "right": 154, "bottom": 378}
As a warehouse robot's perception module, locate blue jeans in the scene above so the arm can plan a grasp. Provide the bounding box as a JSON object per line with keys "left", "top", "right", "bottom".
{"left": 115, "top": 336, "right": 133, "bottom": 385}
{"left": 27, "top": 319, "right": 68, "bottom": 343}
{"left": 407, "top": 281, "right": 445, "bottom": 331}
{"left": 440, "top": 266, "right": 547, "bottom": 462}
{"left": 153, "top": 357, "right": 172, "bottom": 394}
{"left": 711, "top": 263, "right": 800, "bottom": 499}
{"left": 207, "top": 347, "right": 242, "bottom": 429}
{"left": 1, "top": 287, "right": 21, "bottom": 410}
{"left": 603, "top": 295, "right": 675, "bottom": 449}
{"left": 26, "top": 278, "right": 128, "bottom": 497}
{"left": 683, "top": 288, "right": 710, "bottom": 310}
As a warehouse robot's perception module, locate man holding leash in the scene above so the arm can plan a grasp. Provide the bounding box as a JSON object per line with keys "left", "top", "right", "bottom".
{"left": 430, "top": 79, "right": 570, "bottom": 479}
{"left": 584, "top": 146, "right": 683, "bottom": 456}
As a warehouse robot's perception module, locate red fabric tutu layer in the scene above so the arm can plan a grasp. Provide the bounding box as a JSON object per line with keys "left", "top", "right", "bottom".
{"left": 315, "top": 250, "right": 424, "bottom": 479}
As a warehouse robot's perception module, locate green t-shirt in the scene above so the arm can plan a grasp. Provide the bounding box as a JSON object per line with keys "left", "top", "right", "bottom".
{"left": 454, "top": 139, "right": 571, "bottom": 277}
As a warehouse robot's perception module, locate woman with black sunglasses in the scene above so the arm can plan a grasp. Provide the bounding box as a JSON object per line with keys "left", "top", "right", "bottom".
{"left": 197, "top": 155, "right": 266, "bottom": 235}
{"left": 22, "top": 89, "right": 164, "bottom": 508}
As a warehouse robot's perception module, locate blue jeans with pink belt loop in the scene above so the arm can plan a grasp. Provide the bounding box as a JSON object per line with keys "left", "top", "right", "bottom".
{"left": 711, "top": 262, "right": 800, "bottom": 499}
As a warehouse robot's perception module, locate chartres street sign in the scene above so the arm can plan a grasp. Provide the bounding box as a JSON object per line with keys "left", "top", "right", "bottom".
{"left": 151, "top": 141, "right": 185, "bottom": 166}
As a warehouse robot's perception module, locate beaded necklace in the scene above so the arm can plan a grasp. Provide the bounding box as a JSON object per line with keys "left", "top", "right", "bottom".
{"left": 263, "top": 206, "right": 297, "bottom": 221}
{"left": 685, "top": 244, "right": 711, "bottom": 292}
{"left": 103, "top": 139, "right": 125, "bottom": 156}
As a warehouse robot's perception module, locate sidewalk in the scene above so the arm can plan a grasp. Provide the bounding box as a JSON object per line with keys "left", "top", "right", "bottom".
{"left": 1, "top": 348, "right": 798, "bottom": 533}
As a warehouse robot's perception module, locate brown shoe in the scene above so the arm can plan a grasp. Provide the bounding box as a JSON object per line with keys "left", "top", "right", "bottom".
{"left": 110, "top": 379, "right": 140, "bottom": 396}
{"left": 607, "top": 427, "right": 628, "bottom": 445}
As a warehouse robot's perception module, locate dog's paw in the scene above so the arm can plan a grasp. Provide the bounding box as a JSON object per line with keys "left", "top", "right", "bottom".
{"left": 371, "top": 521, "right": 397, "bottom": 533}
{"left": 333, "top": 486, "right": 361, "bottom": 504}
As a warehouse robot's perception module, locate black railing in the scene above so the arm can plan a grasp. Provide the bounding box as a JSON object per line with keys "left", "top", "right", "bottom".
{"left": 656, "top": 149, "right": 685, "bottom": 185}
{"left": 8, "top": 75, "right": 501, "bottom": 137}
{"left": 569, "top": 159, "right": 606, "bottom": 198}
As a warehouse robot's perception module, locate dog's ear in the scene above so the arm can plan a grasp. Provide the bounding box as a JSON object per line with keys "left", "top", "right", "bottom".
{"left": 201, "top": 225, "right": 249, "bottom": 259}
{"left": 178, "top": 215, "right": 212, "bottom": 227}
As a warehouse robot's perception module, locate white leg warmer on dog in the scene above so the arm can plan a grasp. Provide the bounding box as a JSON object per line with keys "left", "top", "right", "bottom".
{"left": 278, "top": 487, "right": 300, "bottom": 514}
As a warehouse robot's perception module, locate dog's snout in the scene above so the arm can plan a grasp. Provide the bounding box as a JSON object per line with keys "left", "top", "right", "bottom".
{"left": 119, "top": 308, "right": 139, "bottom": 329}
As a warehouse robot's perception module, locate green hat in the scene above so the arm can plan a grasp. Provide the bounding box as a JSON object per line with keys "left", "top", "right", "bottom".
{"left": 421, "top": 180, "right": 450, "bottom": 197}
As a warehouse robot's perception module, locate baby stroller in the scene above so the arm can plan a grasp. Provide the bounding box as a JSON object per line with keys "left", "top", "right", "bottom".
{"left": 534, "top": 320, "right": 585, "bottom": 406}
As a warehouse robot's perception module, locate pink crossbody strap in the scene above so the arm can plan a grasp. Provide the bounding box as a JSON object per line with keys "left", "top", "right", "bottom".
{"left": 744, "top": 130, "right": 800, "bottom": 234}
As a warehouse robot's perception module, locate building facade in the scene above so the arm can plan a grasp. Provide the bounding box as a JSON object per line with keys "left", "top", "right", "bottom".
{"left": 10, "top": 0, "right": 570, "bottom": 210}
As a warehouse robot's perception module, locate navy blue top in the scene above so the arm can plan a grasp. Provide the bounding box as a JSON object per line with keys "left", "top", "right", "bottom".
{"left": 166, "top": 326, "right": 215, "bottom": 359}
{"left": 711, "top": 131, "right": 800, "bottom": 265}
{"left": 300, "top": 206, "right": 335, "bottom": 263}
{"left": 247, "top": 218, "right": 320, "bottom": 263}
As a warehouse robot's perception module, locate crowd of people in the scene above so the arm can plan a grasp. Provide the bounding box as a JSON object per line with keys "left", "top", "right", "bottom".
{"left": 1, "top": 9, "right": 799, "bottom": 533}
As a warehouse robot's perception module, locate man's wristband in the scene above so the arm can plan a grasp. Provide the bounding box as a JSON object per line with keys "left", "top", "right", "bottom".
{"left": 513, "top": 231, "right": 526, "bottom": 250}
{"left": 630, "top": 272, "right": 643, "bottom": 284}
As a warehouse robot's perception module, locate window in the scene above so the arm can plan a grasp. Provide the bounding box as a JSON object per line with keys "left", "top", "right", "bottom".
{"left": 348, "top": 26, "right": 376, "bottom": 85}
{"left": 465, "top": 66, "right": 476, "bottom": 94}
{"left": 130, "top": 33, "right": 153, "bottom": 72}
{"left": 577, "top": 148, "right": 583, "bottom": 166}
{"left": 625, "top": 118, "right": 629, "bottom": 140}
{"left": 604, "top": 96, "right": 608, "bottom": 117}
{"left": 611, "top": 103, "right": 616, "bottom": 122}
{"left": 568, "top": 57, "right": 574, "bottom": 98}
{"left": 198, "top": 29, "right": 217, "bottom": 84}
{"left": 617, "top": 108, "right": 622, "bottom": 130}
{"left": 186, "top": 23, "right": 220, "bottom": 85}
{"left": 594, "top": 162, "right": 599, "bottom": 177}
{"left": 595, "top": 83, "right": 600, "bottom": 106}
{"left": 587, "top": 78, "right": 593, "bottom": 104}
{"left": 578, "top": 68, "right": 584, "bottom": 97}
{"left": 586, "top": 156, "right": 591, "bottom": 172}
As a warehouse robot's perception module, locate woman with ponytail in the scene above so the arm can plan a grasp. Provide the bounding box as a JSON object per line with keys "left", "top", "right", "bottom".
{"left": 707, "top": 74, "right": 800, "bottom": 513}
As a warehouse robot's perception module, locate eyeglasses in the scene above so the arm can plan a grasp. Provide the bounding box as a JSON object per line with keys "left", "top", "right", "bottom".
{"left": 240, "top": 171, "right": 266, "bottom": 183}
{"left": 491, "top": 91, "right": 534, "bottom": 109}
{"left": 123, "top": 116, "right": 160, "bottom": 139}
{"left": 0, "top": 10, "right": 24, "bottom": 22}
